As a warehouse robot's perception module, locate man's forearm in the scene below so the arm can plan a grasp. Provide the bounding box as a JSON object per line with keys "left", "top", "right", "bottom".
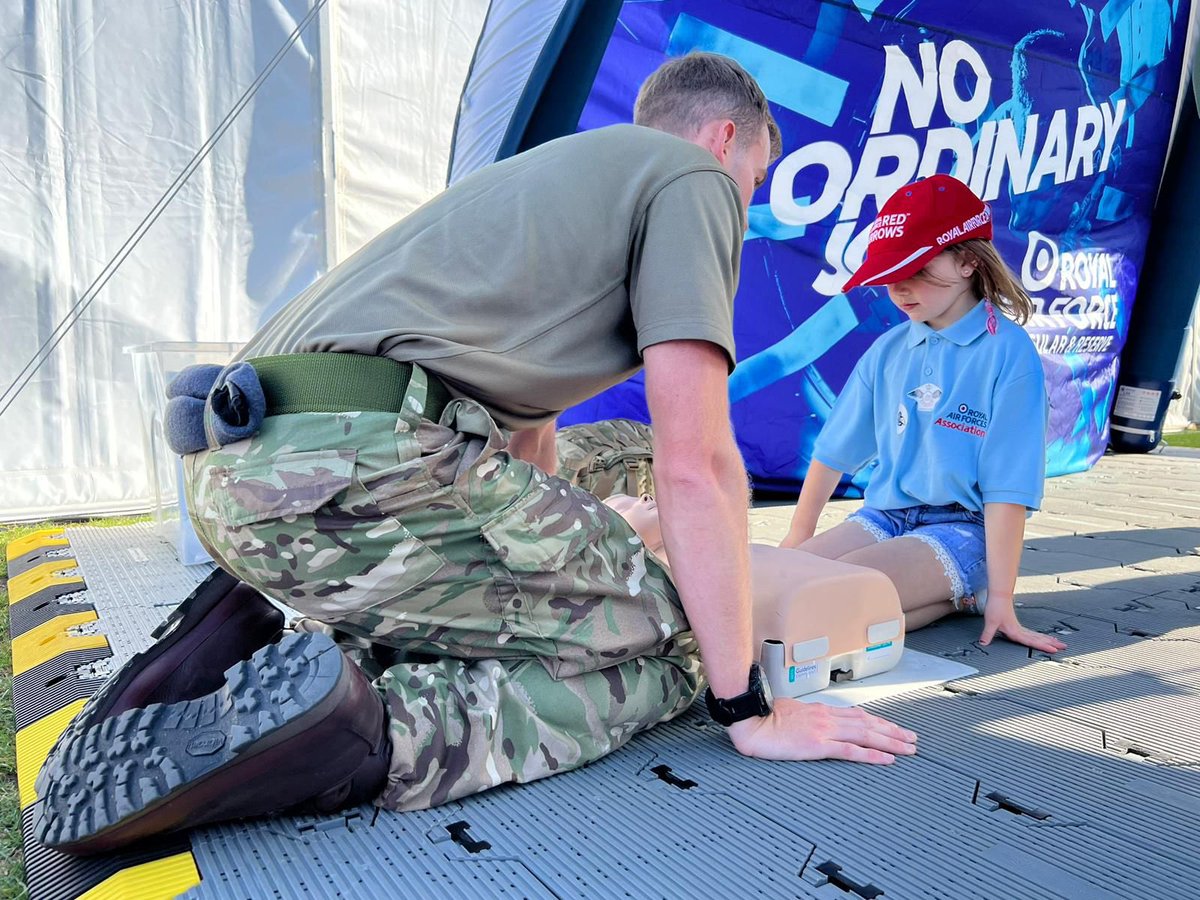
{"left": 655, "top": 446, "right": 753, "bottom": 699}
{"left": 642, "top": 340, "right": 754, "bottom": 699}
{"left": 507, "top": 419, "right": 558, "bottom": 474}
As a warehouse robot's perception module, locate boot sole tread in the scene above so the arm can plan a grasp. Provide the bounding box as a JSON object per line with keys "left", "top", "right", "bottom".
{"left": 34, "top": 632, "right": 341, "bottom": 852}
{"left": 33, "top": 573, "right": 281, "bottom": 798}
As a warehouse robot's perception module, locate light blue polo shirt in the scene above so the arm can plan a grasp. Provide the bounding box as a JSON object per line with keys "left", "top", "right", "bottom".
{"left": 813, "top": 300, "right": 1047, "bottom": 512}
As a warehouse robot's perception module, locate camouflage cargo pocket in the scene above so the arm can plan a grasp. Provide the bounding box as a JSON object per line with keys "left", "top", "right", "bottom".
{"left": 479, "top": 474, "right": 684, "bottom": 674}
{"left": 480, "top": 482, "right": 604, "bottom": 573}
{"left": 206, "top": 448, "right": 447, "bottom": 622}
{"left": 478, "top": 479, "right": 611, "bottom": 653}
{"left": 208, "top": 449, "right": 357, "bottom": 526}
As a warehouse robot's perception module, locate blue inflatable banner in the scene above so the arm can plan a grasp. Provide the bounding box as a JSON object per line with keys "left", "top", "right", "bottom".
{"left": 559, "top": 0, "right": 1192, "bottom": 493}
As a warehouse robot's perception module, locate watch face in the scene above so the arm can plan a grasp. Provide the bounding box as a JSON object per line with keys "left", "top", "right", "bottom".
{"left": 750, "top": 663, "right": 774, "bottom": 713}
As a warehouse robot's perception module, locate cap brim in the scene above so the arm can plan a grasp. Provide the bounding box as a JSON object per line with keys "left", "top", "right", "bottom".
{"left": 842, "top": 244, "right": 940, "bottom": 292}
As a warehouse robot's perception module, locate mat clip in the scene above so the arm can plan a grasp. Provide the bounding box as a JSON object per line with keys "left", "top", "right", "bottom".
{"left": 446, "top": 820, "right": 491, "bottom": 854}
{"left": 1104, "top": 733, "right": 1167, "bottom": 762}
{"left": 299, "top": 810, "right": 363, "bottom": 835}
{"left": 650, "top": 764, "right": 697, "bottom": 790}
{"left": 812, "top": 860, "right": 884, "bottom": 898}
{"left": 980, "top": 791, "right": 1051, "bottom": 820}
{"left": 1117, "top": 625, "right": 1158, "bottom": 638}
{"left": 941, "top": 683, "right": 977, "bottom": 696}
{"left": 1113, "top": 599, "right": 1154, "bottom": 613}
{"left": 941, "top": 646, "right": 983, "bottom": 659}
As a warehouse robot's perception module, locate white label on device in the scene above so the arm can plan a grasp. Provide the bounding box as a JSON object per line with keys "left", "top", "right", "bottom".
{"left": 868, "top": 619, "right": 902, "bottom": 643}
{"left": 1113, "top": 385, "right": 1161, "bottom": 422}
{"left": 791, "top": 637, "right": 830, "bottom": 663}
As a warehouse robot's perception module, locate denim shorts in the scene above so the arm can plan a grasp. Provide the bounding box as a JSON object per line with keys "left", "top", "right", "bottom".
{"left": 847, "top": 504, "right": 988, "bottom": 613}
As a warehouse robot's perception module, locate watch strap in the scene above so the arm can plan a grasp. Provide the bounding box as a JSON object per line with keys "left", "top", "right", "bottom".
{"left": 704, "top": 664, "right": 772, "bottom": 726}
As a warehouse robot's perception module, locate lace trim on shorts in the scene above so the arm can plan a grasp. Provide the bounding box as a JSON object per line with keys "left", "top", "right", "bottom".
{"left": 850, "top": 515, "right": 890, "bottom": 543}
{"left": 910, "top": 532, "right": 965, "bottom": 602}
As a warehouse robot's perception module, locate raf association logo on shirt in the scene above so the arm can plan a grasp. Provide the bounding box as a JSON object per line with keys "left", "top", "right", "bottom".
{"left": 896, "top": 403, "right": 909, "bottom": 434}
{"left": 907, "top": 383, "right": 942, "bottom": 412}
{"left": 935, "top": 402, "right": 990, "bottom": 438}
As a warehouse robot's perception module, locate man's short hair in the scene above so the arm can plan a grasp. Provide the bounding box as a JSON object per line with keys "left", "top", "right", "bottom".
{"left": 634, "top": 52, "right": 782, "bottom": 160}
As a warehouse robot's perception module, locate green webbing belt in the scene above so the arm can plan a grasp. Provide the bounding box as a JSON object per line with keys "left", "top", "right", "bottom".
{"left": 247, "top": 353, "right": 451, "bottom": 420}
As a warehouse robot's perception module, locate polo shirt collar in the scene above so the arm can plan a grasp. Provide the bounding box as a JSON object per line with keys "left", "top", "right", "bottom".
{"left": 905, "top": 300, "right": 990, "bottom": 348}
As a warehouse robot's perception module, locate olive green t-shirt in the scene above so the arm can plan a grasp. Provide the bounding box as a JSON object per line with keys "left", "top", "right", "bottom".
{"left": 239, "top": 124, "right": 745, "bottom": 429}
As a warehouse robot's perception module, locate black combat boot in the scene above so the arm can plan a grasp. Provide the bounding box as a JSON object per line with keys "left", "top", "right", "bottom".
{"left": 35, "top": 569, "right": 284, "bottom": 799}
{"left": 34, "top": 632, "right": 392, "bottom": 854}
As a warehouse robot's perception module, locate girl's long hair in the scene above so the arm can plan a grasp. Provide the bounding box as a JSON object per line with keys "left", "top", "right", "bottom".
{"left": 951, "top": 239, "right": 1035, "bottom": 324}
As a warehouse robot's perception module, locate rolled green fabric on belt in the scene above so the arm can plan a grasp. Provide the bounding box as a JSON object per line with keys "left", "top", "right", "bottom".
{"left": 248, "top": 353, "right": 452, "bottom": 421}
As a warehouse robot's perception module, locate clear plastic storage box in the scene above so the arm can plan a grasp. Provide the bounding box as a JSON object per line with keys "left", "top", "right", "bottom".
{"left": 127, "top": 341, "right": 243, "bottom": 566}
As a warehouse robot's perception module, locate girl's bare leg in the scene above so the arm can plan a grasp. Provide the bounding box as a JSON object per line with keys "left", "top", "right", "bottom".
{"left": 902, "top": 599, "right": 956, "bottom": 630}
{"left": 837, "top": 536, "right": 957, "bottom": 632}
{"left": 797, "top": 520, "right": 880, "bottom": 559}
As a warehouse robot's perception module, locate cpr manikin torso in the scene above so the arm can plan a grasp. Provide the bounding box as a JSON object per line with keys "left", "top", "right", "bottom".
{"left": 604, "top": 494, "right": 905, "bottom": 699}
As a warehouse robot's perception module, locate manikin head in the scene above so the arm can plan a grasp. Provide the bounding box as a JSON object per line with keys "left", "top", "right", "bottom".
{"left": 604, "top": 493, "right": 665, "bottom": 559}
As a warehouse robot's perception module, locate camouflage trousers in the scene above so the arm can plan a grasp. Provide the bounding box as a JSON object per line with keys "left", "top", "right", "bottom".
{"left": 183, "top": 364, "right": 701, "bottom": 811}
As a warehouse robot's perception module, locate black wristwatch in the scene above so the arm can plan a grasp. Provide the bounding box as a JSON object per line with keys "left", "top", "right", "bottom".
{"left": 704, "top": 663, "right": 774, "bottom": 727}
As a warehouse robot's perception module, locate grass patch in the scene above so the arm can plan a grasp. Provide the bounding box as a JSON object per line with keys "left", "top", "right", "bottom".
{"left": 1164, "top": 430, "right": 1200, "bottom": 449}
{"left": 0, "top": 515, "right": 150, "bottom": 900}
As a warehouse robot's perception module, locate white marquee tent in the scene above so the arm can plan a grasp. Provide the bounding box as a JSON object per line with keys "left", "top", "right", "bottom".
{"left": 0, "top": 0, "right": 571, "bottom": 521}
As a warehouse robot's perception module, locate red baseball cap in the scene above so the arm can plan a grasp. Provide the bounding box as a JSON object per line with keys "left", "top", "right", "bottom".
{"left": 842, "top": 174, "right": 993, "bottom": 292}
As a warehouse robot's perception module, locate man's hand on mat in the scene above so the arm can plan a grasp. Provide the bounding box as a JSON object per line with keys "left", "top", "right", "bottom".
{"left": 728, "top": 698, "right": 918, "bottom": 764}
{"left": 979, "top": 598, "right": 1068, "bottom": 654}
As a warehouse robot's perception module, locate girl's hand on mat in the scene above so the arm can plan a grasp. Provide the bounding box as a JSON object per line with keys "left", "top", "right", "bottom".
{"left": 979, "top": 598, "right": 1068, "bottom": 654}
{"left": 728, "top": 698, "right": 918, "bottom": 764}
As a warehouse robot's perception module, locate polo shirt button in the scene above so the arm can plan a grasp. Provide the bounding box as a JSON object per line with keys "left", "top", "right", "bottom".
{"left": 924, "top": 367, "right": 932, "bottom": 375}
{"left": 932, "top": 337, "right": 940, "bottom": 344}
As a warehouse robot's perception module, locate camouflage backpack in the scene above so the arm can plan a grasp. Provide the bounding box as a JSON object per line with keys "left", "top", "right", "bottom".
{"left": 555, "top": 419, "right": 655, "bottom": 500}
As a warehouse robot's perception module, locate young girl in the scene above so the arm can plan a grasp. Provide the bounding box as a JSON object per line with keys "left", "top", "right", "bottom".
{"left": 780, "top": 174, "right": 1066, "bottom": 655}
